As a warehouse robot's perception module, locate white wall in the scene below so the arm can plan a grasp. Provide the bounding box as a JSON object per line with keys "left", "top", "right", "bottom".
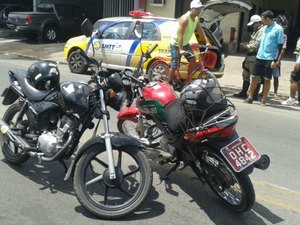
{"left": 146, "top": 0, "right": 176, "bottom": 18}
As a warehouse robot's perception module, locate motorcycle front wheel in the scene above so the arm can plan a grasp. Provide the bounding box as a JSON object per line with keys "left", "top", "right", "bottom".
{"left": 1, "top": 103, "right": 30, "bottom": 165}
{"left": 73, "top": 144, "right": 153, "bottom": 219}
{"left": 117, "top": 119, "right": 162, "bottom": 147}
{"left": 201, "top": 151, "right": 255, "bottom": 212}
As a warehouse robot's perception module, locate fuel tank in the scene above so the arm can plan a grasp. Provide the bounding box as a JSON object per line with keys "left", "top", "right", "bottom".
{"left": 142, "top": 81, "right": 176, "bottom": 105}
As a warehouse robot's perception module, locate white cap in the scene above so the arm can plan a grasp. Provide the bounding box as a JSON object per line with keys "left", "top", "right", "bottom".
{"left": 190, "top": 0, "right": 203, "bottom": 9}
{"left": 247, "top": 15, "right": 262, "bottom": 26}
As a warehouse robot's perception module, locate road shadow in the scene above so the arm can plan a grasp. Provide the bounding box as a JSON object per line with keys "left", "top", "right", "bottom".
{"left": 1, "top": 157, "right": 165, "bottom": 220}
{"left": 223, "top": 87, "right": 300, "bottom": 112}
{"left": 145, "top": 150, "right": 284, "bottom": 225}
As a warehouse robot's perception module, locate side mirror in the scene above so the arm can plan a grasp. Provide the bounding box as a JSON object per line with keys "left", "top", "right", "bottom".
{"left": 134, "top": 21, "right": 144, "bottom": 39}
{"left": 81, "top": 18, "right": 93, "bottom": 37}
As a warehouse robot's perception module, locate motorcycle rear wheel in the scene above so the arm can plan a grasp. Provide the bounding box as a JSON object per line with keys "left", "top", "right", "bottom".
{"left": 73, "top": 144, "right": 153, "bottom": 219}
{"left": 1, "top": 103, "right": 30, "bottom": 165}
{"left": 202, "top": 151, "right": 255, "bottom": 212}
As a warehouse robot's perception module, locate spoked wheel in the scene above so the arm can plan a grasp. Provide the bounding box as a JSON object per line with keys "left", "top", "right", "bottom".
{"left": 202, "top": 151, "right": 255, "bottom": 212}
{"left": 73, "top": 145, "right": 153, "bottom": 219}
{"left": 1, "top": 103, "right": 30, "bottom": 165}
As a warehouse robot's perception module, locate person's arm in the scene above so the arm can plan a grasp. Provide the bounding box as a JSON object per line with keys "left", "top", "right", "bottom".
{"left": 196, "top": 21, "right": 211, "bottom": 46}
{"left": 277, "top": 35, "right": 287, "bottom": 62}
{"left": 177, "top": 16, "right": 188, "bottom": 53}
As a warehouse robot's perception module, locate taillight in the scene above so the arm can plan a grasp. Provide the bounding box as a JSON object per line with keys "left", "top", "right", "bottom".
{"left": 219, "top": 124, "right": 236, "bottom": 140}
{"left": 184, "top": 124, "right": 236, "bottom": 143}
{"left": 25, "top": 16, "right": 33, "bottom": 24}
{"left": 184, "top": 126, "right": 224, "bottom": 143}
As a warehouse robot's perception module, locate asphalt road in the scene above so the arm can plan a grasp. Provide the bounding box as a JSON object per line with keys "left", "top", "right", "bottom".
{"left": 0, "top": 57, "right": 299, "bottom": 225}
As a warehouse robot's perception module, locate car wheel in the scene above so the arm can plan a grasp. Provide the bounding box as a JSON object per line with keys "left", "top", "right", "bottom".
{"left": 68, "top": 50, "right": 88, "bottom": 74}
{"left": 147, "top": 60, "right": 169, "bottom": 82}
{"left": 43, "top": 25, "right": 59, "bottom": 43}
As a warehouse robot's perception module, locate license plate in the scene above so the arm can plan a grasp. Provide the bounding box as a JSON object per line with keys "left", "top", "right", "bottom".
{"left": 220, "top": 137, "right": 261, "bottom": 172}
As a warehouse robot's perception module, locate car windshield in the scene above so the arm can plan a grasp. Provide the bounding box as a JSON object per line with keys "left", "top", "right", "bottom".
{"left": 93, "top": 20, "right": 114, "bottom": 31}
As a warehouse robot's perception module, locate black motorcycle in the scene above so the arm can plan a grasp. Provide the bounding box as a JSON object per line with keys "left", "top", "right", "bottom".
{"left": 0, "top": 19, "right": 152, "bottom": 219}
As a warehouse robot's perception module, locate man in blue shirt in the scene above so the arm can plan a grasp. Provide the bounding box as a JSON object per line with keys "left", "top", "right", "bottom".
{"left": 246, "top": 10, "right": 284, "bottom": 105}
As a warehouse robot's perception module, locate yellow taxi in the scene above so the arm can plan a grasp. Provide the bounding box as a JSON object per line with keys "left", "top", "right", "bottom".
{"left": 64, "top": 1, "right": 251, "bottom": 78}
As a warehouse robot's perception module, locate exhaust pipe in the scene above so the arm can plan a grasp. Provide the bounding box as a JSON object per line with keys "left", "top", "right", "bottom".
{"left": 0, "top": 119, "right": 31, "bottom": 150}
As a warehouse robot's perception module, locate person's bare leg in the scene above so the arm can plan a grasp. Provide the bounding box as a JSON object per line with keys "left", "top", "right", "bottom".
{"left": 290, "top": 81, "right": 298, "bottom": 98}
{"left": 247, "top": 76, "right": 259, "bottom": 102}
{"left": 168, "top": 67, "right": 176, "bottom": 82}
{"left": 261, "top": 79, "right": 271, "bottom": 104}
{"left": 273, "top": 77, "right": 279, "bottom": 99}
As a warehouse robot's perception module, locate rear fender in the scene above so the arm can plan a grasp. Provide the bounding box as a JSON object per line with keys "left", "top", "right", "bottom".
{"left": 1, "top": 87, "right": 20, "bottom": 105}
{"left": 64, "top": 132, "right": 143, "bottom": 180}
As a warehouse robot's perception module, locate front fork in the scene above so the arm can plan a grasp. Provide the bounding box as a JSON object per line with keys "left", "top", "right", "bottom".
{"left": 99, "top": 89, "right": 116, "bottom": 179}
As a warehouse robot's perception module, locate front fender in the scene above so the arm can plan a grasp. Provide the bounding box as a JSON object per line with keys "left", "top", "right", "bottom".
{"left": 117, "top": 105, "right": 139, "bottom": 121}
{"left": 64, "top": 132, "right": 143, "bottom": 180}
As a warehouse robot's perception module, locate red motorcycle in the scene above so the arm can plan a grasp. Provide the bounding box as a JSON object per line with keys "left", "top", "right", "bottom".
{"left": 117, "top": 21, "right": 270, "bottom": 212}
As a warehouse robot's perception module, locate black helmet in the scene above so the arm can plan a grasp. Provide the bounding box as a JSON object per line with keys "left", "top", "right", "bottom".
{"left": 27, "top": 60, "right": 60, "bottom": 90}
{"left": 180, "top": 78, "right": 227, "bottom": 120}
{"left": 275, "top": 14, "right": 288, "bottom": 28}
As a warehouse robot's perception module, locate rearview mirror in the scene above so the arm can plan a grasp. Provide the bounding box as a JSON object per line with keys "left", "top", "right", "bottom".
{"left": 81, "top": 18, "right": 93, "bottom": 37}
{"left": 134, "top": 21, "right": 144, "bottom": 39}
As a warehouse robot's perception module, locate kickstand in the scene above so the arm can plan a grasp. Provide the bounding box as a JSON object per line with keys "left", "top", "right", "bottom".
{"left": 160, "top": 161, "right": 180, "bottom": 181}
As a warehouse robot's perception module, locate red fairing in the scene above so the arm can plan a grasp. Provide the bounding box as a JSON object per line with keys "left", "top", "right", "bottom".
{"left": 117, "top": 105, "right": 139, "bottom": 122}
{"left": 142, "top": 82, "right": 176, "bottom": 106}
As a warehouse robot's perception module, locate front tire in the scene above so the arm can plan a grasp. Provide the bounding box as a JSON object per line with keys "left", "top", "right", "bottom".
{"left": 73, "top": 145, "right": 153, "bottom": 219}
{"left": 202, "top": 151, "right": 255, "bottom": 212}
{"left": 1, "top": 103, "right": 30, "bottom": 165}
{"left": 68, "top": 49, "right": 88, "bottom": 74}
{"left": 117, "top": 119, "right": 141, "bottom": 139}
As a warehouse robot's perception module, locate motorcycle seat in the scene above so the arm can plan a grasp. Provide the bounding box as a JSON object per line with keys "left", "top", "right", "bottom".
{"left": 9, "top": 69, "right": 51, "bottom": 101}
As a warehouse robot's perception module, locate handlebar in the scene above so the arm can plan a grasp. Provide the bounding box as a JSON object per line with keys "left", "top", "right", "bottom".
{"left": 182, "top": 45, "right": 210, "bottom": 58}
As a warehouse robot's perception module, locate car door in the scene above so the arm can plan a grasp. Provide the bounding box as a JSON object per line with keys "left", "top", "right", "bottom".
{"left": 92, "top": 21, "right": 134, "bottom": 70}
{"left": 126, "top": 21, "right": 161, "bottom": 69}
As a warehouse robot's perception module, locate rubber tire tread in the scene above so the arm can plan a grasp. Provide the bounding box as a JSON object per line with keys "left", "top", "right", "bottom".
{"left": 2, "top": 103, "right": 30, "bottom": 165}
{"left": 73, "top": 144, "right": 153, "bottom": 219}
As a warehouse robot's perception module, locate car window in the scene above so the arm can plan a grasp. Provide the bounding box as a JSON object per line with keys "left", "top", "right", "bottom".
{"left": 101, "top": 22, "right": 132, "bottom": 39}
{"left": 129, "top": 22, "right": 160, "bottom": 40}
{"left": 93, "top": 20, "right": 114, "bottom": 31}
